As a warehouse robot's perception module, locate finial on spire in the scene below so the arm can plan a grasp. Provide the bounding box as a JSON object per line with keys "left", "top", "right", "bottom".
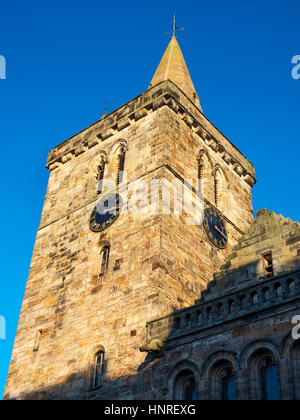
{"left": 101, "top": 101, "right": 108, "bottom": 119}
{"left": 172, "top": 13, "right": 184, "bottom": 38}
{"left": 166, "top": 14, "right": 184, "bottom": 38}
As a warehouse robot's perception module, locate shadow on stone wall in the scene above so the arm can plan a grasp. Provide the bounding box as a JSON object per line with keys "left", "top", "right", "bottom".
{"left": 4, "top": 257, "right": 300, "bottom": 400}
{"left": 4, "top": 352, "right": 165, "bottom": 400}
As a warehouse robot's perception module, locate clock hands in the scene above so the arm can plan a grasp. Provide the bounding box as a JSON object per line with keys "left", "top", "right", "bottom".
{"left": 214, "top": 225, "right": 227, "bottom": 240}
{"left": 103, "top": 205, "right": 118, "bottom": 214}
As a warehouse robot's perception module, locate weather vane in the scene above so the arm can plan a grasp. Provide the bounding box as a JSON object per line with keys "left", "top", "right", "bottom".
{"left": 166, "top": 14, "right": 184, "bottom": 37}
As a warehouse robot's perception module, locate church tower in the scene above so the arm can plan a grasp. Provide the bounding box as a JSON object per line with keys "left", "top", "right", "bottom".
{"left": 4, "top": 34, "right": 256, "bottom": 400}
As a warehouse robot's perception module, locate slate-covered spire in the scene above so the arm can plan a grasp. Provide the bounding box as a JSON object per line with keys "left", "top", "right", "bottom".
{"left": 149, "top": 35, "right": 202, "bottom": 111}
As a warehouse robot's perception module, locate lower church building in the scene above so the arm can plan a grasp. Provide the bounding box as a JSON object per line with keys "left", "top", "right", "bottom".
{"left": 4, "top": 34, "right": 300, "bottom": 400}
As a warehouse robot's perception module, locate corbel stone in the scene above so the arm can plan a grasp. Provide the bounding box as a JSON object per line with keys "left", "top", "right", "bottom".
{"left": 87, "top": 136, "right": 99, "bottom": 149}
{"left": 49, "top": 160, "right": 62, "bottom": 171}
{"left": 152, "top": 97, "right": 168, "bottom": 110}
{"left": 204, "top": 134, "right": 213, "bottom": 146}
{"left": 244, "top": 173, "right": 256, "bottom": 187}
{"left": 62, "top": 152, "right": 74, "bottom": 163}
{"left": 182, "top": 113, "right": 194, "bottom": 128}
{"left": 195, "top": 126, "right": 207, "bottom": 140}
{"left": 101, "top": 128, "right": 115, "bottom": 141}
{"left": 207, "top": 137, "right": 219, "bottom": 152}
{"left": 75, "top": 143, "right": 86, "bottom": 156}
{"left": 167, "top": 98, "right": 179, "bottom": 113}
{"left": 134, "top": 108, "right": 148, "bottom": 120}
{"left": 234, "top": 163, "right": 244, "bottom": 176}
{"left": 94, "top": 124, "right": 105, "bottom": 139}
{"left": 222, "top": 151, "right": 232, "bottom": 165}
{"left": 117, "top": 118, "right": 131, "bottom": 131}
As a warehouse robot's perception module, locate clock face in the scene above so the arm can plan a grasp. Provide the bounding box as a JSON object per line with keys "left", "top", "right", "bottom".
{"left": 203, "top": 207, "right": 228, "bottom": 249}
{"left": 89, "top": 193, "right": 122, "bottom": 233}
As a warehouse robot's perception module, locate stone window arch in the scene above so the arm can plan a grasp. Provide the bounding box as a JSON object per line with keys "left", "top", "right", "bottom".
{"left": 166, "top": 360, "right": 200, "bottom": 400}
{"left": 88, "top": 151, "right": 108, "bottom": 197}
{"left": 212, "top": 165, "right": 228, "bottom": 212}
{"left": 99, "top": 245, "right": 110, "bottom": 276}
{"left": 174, "top": 370, "right": 197, "bottom": 400}
{"left": 242, "top": 343, "right": 280, "bottom": 400}
{"left": 96, "top": 159, "right": 106, "bottom": 195}
{"left": 204, "top": 354, "right": 237, "bottom": 400}
{"left": 86, "top": 345, "right": 105, "bottom": 391}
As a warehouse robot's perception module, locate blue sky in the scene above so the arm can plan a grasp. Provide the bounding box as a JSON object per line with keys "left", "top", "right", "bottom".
{"left": 0, "top": 0, "right": 299, "bottom": 398}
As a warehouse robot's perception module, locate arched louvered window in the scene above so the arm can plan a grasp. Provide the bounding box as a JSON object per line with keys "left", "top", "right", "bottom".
{"left": 116, "top": 147, "right": 126, "bottom": 186}
{"left": 96, "top": 162, "right": 105, "bottom": 195}
{"left": 93, "top": 350, "right": 105, "bottom": 389}
{"left": 198, "top": 156, "right": 205, "bottom": 195}
{"left": 214, "top": 169, "right": 223, "bottom": 207}
{"left": 99, "top": 246, "right": 110, "bottom": 276}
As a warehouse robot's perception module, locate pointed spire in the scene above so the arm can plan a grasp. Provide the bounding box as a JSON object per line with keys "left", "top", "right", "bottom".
{"left": 149, "top": 35, "right": 202, "bottom": 111}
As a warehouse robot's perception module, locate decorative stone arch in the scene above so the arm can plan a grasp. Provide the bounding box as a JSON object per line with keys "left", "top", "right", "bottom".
{"left": 202, "top": 351, "right": 238, "bottom": 400}
{"left": 89, "top": 150, "right": 108, "bottom": 177}
{"left": 240, "top": 340, "right": 281, "bottom": 400}
{"left": 85, "top": 344, "right": 106, "bottom": 391}
{"left": 98, "top": 239, "right": 110, "bottom": 249}
{"left": 212, "top": 165, "right": 229, "bottom": 212}
{"left": 87, "top": 150, "right": 108, "bottom": 197}
{"left": 109, "top": 139, "right": 128, "bottom": 156}
{"left": 165, "top": 359, "right": 201, "bottom": 400}
{"left": 106, "top": 140, "right": 128, "bottom": 188}
{"left": 240, "top": 339, "right": 280, "bottom": 369}
{"left": 202, "top": 351, "right": 238, "bottom": 377}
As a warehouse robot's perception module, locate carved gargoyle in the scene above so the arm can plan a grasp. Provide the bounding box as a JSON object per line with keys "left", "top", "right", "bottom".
{"left": 139, "top": 339, "right": 164, "bottom": 358}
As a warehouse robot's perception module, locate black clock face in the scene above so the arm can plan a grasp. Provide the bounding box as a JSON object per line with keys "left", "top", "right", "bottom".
{"left": 203, "top": 207, "right": 228, "bottom": 249}
{"left": 89, "top": 193, "right": 122, "bottom": 233}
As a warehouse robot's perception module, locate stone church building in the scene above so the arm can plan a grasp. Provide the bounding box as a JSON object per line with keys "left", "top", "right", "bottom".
{"left": 4, "top": 35, "right": 300, "bottom": 400}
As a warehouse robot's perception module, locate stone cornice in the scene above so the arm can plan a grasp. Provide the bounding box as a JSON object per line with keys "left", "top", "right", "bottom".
{"left": 46, "top": 81, "right": 256, "bottom": 187}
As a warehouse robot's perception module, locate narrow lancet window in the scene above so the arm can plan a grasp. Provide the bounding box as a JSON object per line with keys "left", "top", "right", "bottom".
{"left": 96, "top": 162, "right": 105, "bottom": 195}
{"left": 116, "top": 147, "right": 126, "bottom": 186}
{"left": 198, "top": 156, "right": 204, "bottom": 195}
{"left": 214, "top": 170, "right": 222, "bottom": 207}
{"left": 100, "top": 246, "right": 110, "bottom": 276}
{"left": 93, "top": 350, "right": 105, "bottom": 389}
